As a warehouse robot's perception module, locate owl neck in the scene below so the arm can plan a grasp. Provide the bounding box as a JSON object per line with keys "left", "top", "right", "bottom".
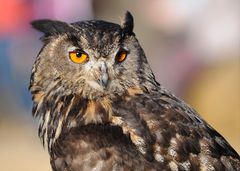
{"left": 31, "top": 85, "right": 153, "bottom": 152}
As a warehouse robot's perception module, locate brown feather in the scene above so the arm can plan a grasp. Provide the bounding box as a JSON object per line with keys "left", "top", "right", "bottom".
{"left": 29, "top": 12, "right": 240, "bottom": 171}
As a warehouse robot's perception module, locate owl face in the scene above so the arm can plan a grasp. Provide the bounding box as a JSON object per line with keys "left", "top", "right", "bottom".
{"left": 30, "top": 12, "right": 155, "bottom": 100}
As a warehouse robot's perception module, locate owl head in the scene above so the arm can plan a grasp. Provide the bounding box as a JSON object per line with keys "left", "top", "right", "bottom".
{"left": 30, "top": 12, "right": 157, "bottom": 101}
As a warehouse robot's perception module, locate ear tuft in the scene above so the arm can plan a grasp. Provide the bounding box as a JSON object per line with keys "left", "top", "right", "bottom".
{"left": 121, "top": 11, "right": 134, "bottom": 36}
{"left": 31, "top": 19, "right": 74, "bottom": 36}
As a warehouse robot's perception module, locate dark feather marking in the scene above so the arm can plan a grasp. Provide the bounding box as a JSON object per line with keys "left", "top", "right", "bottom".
{"left": 67, "top": 96, "right": 83, "bottom": 118}
{"left": 175, "top": 137, "right": 200, "bottom": 162}
{"left": 188, "top": 154, "right": 200, "bottom": 171}
{"left": 112, "top": 95, "right": 156, "bottom": 162}
{"left": 159, "top": 126, "right": 176, "bottom": 148}
{"left": 207, "top": 127, "right": 239, "bottom": 158}
{"left": 121, "top": 11, "right": 134, "bottom": 36}
{"left": 174, "top": 122, "right": 191, "bottom": 136}
{"left": 31, "top": 19, "right": 75, "bottom": 36}
{"left": 32, "top": 102, "right": 37, "bottom": 116}
{"left": 74, "top": 98, "right": 88, "bottom": 123}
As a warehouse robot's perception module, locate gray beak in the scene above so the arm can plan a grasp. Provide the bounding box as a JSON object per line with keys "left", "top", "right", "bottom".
{"left": 97, "top": 62, "right": 109, "bottom": 88}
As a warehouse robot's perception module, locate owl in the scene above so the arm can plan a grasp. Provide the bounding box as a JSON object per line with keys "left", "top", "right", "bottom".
{"left": 29, "top": 12, "right": 240, "bottom": 171}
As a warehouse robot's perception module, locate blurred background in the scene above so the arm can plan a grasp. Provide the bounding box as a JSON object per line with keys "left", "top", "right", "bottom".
{"left": 0, "top": 0, "right": 239, "bottom": 170}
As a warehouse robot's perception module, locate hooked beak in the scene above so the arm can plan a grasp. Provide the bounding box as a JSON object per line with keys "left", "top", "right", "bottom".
{"left": 95, "top": 62, "right": 109, "bottom": 88}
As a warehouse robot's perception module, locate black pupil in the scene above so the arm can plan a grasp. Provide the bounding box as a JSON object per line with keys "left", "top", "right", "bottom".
{"left": 76, "top": 52, "right": 82, "bottom": 58}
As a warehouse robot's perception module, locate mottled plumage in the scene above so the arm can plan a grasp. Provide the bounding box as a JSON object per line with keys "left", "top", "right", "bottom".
{"left": 29, "top": 12, "right": 240, "bottom": 171}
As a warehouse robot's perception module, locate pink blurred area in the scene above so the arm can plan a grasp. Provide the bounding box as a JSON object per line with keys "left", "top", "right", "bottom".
{"left": 0, "top": 1, "right": 33, "bottom": 35}
{"left": 0, "top": 0, "right": 239, "bottom": 170}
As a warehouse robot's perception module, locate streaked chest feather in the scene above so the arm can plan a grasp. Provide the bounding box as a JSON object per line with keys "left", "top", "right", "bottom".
{"left": 33, "top": 90, "right": 114, "bottom": 150}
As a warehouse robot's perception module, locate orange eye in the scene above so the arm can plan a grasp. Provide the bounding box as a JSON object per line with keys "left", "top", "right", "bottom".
{"left": 69, "top": 51, "right": 88, "bottom": 64}
{"left": 115, "top": 51, "right": 127, "bottom": 63}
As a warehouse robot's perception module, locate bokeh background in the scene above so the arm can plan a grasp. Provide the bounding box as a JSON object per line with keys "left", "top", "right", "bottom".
{"left": 0, "top": 0, "right": 239, "bottom": 170}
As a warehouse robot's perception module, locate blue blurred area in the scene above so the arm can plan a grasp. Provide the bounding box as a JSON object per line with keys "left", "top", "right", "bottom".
{"left": 0, "top": 39, "right": 12, "bottom": 89}
{"left": 0, "top": 38, "right": 32, "bottom": 109}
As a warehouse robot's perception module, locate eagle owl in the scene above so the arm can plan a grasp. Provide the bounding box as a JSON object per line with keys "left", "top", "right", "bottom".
{"left": 29, "top": 12, "right": 240, "bottom": 171}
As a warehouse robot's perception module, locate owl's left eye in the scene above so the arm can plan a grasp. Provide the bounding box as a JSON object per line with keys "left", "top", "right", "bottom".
{"left": 69, "top": 51, "right": 89, "bottom": 64}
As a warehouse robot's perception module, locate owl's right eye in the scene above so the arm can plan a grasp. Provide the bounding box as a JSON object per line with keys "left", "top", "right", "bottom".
{"left": 115, "top": 50, "right": 128, "bottom": 63}
{"left": 69, "top": 51, "right": 89, "bottom": 64}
